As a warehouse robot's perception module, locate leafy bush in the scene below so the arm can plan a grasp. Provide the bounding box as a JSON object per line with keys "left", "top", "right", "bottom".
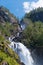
{"left": 23, "top": 21, "right": 43, "bottom": 48}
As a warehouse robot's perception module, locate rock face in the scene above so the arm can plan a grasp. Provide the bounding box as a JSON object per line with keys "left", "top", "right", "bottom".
{"left": 2, "top": 61, "right": 9, "bottom": 65}
{"left": 0, "top": 6, "right": 21, "bottom": 65}
{"left": 31, "top": 47, "right": 43, "bottom": 65}
{"left": 20, "top": 62, "right": 25, "bottom": 65}
{"left": 0, "top": 6, "right": 20, "bottom": 37}
{"left": 0, "top": 6, "right": 18, "bottom": 23}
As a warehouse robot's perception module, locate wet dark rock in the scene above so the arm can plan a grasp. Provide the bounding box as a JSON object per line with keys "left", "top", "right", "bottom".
{"left": 20, "top": 62, "right": 25, "bottom": 65}
{"left": 31, "top": 47, "right": 43, "bottom": 65}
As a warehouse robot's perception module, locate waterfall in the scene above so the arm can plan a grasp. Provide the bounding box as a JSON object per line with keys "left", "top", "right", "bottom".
{"left": 8, "top": 38, "right": 34, "bottom": 65}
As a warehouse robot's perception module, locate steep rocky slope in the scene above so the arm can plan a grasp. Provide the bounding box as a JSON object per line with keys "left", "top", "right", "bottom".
{"left": 0, "top": 6, "right": 20, "bottom": 37}
{"left": 0, "top": 6, "right": 21, "bottom": 65}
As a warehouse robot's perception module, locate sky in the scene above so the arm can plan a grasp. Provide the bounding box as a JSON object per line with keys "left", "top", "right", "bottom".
{"left": 0, "top": 0, "right": 43, "bottom": 19}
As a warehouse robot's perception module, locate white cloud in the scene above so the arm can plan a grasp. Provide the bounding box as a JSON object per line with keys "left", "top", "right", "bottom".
{"left": 23, "top": 0, "right": 43, "bottom": 13}
{"left": 23, "top": 2, "right": 31, "bottom": 13}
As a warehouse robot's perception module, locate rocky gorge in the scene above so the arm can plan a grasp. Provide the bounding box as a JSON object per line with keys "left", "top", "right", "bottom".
{"left": 0, "top": 6, "right": 43, "bottom": 65}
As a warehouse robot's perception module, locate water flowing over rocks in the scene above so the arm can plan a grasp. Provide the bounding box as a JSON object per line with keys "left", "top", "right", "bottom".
{"left": 8, "top": 37, "right": 43, "bottom": 65}
{"left": 9, "top": 37, "right": 34, "bottom": 65}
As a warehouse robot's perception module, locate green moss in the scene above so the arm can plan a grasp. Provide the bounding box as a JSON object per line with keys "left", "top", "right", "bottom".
{"left": 0, "top": 35, "right": 20, "bottom": 65}
{"left": 0, "top": 35, "right": 5, "bottom": 42}
{"left": 0, "top": 51, "right": 19, "bottom": 65}
{"left": 0, "top": 40, "right": 20, "bottom": 65}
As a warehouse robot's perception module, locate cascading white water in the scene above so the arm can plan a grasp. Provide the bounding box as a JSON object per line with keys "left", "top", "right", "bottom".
{"left": 8, "top": 39, "right": 34, "bottom": 65}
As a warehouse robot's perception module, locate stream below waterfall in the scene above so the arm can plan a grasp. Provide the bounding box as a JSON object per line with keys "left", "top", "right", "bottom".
{"left": 8, "top": 37, "right": 43, "bottom": 65}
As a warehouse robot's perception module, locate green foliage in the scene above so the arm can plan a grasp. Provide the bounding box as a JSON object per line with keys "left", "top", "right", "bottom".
{"left": 23, "top": 21, "right": 43, "bottom": 48}
{"left": 0, "top": 40, "right": 20, "bottom": 65}
{"left": 0, "top": 51, "right": 19, "bottom": 65}
{"left": 0, "top": 6, "right": 19, "bottom": 37}
{"left": 21, "top": 7, "right": 43, "bottom": 48}
{"left": 0, "top": 6, "right": 20, "bottom": 65}
{"left": 0, "top": 22, "right": 18, "bottom": 37}
{"left": 24, "top": 7, "right": 43, "bottom": 22}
